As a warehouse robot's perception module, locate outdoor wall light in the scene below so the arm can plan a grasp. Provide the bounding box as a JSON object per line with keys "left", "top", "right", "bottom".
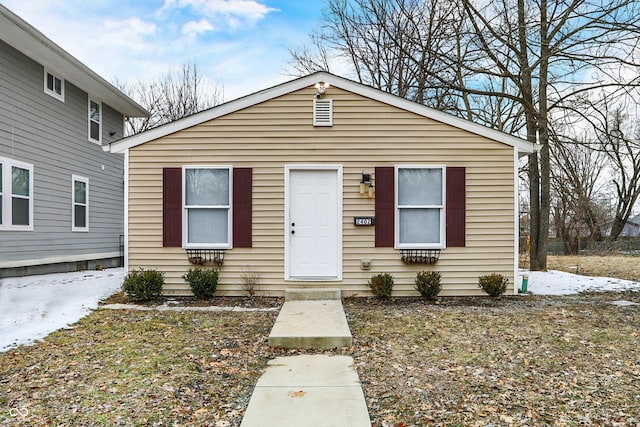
{"left": 360, "top": 172, "right": 372, "bottom": 194}
{"left": 315, "top": 81, "right": 330, "bottom": 96}
{"left": 368, "top": 184, "right": 374, "bottom": 198}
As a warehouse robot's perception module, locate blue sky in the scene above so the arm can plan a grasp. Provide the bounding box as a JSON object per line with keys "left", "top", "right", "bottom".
{"left": 2, "top": 0, "right": 325, "bottom": 101}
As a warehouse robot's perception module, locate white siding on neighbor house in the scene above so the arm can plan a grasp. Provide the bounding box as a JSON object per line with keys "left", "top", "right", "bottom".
{"left": 127, "top": 86, "right": 516, "bottom": 296}
{"left": 0, "top": 40, "right": 124, "bottom": 268}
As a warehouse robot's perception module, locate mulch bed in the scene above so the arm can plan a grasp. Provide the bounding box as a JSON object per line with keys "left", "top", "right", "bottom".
{"left": 1, "top": 292, "right": 639, "bottom": 426}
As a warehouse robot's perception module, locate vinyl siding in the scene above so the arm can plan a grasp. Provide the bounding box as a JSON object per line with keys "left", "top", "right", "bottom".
{"left": 0, "top": 40, "right": 124, "bottom": 267}
{"left": 128, "top": 86, "right": 516, "bottom": 296}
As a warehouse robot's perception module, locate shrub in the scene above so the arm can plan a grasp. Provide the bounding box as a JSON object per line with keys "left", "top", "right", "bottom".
{"left": 182, "top": 267, "right": 219, "bottom": 299}
{"left": 478, "top": 273, "right": 509, "bottom": 298}
{"left": 368, "top": 273, "right": 394, "bottom": 300}
{"left": 122, "top": 268, "right": 164, "bottom": 301}
{"left": 415, "top": 270, "right": 442, "bottom": 300}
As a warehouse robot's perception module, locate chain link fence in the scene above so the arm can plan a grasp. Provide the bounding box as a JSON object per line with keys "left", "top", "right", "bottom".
{"left": 519, "top": 237, "right": 640, "bottom": 256}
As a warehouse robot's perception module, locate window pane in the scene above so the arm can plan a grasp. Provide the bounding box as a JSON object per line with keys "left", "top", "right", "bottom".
{"left": 54, "top": 77, "right": 62, "bottom": 95}
{"left": 0, "top": 163, "right": 3, "bottom": 188}
{"left": 398, "top": 168, "right": 442, "bottom": 205}
{"left": 90, "top": 121, "right": 100, "bottom": 141}
{"left": 12, "top": 197, "right": 29, "bottom": 226}
{"left": 47, "top": 73, "right": 54, "bottom": 91}
{"left": 399, "top": 208, "right": 440, "bottom": 244}
{"left": 185, "top": 169, "right": 229, "bottom": 205}
{"left": 187, "top": 208, "right": 228, "bottom": 244}
{"left": 75, "top": 205, "right": 87, "bottom": 228}
{"left": 75, "top": 180, "right": 86, "bottom": 204}
{"left": 12, "top": 167, "right": 29, "bottom": 197}
{"left": 0, "top": 195, "right": 2, "bottom": 225}
{"left": 90, "top": 101, "right": 100, "bottom": 121}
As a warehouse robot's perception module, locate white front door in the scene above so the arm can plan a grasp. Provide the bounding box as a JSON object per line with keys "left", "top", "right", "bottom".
{"left": 286, "top": 167, "right": 342, "bottom": 280}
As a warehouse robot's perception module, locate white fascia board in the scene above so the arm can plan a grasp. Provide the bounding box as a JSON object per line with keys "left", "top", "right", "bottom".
{"left": 109, "top": 71, "right": 540, "bottom": 155}
{"left": 0, "top": 5, "right": 148, "bottom": 118}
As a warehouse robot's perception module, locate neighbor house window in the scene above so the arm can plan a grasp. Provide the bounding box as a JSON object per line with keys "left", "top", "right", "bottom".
{"left": 183, "top": 166, "right": 232, "bottom": 248}
{"left": 44, "top": 69, "right": 64, "bottom": 101}
{"left": 72, "top": 175, "right": 89, "bottom": 231}
{"left": 88, "top": 98, "right": 102, "bottom": 143}
{"left": 395, "top": 165, "right": 445, "bottom": 249}
{"left": 0, "top": 157, "right": 34, "bottom": 230}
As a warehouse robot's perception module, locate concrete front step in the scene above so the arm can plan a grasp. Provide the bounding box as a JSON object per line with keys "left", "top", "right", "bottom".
{"left": 284, "top": 288, "right": 342, "bottom": 301}
{"left": 268, "top": 288, "right": 352, "bottom": 349}
{"left": 240, "top": 355, "right": 371, "bottom": 427}
{"left": 268, "top": 299, "right": 353, "bottom": 349}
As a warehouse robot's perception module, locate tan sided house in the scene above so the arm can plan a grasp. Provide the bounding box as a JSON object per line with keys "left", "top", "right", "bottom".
{"left": 107, "top": 72, "right": 537, "bottom": 297}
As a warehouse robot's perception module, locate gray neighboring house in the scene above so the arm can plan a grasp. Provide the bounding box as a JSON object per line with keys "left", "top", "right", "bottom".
{"left": 0, "top": 5, "right": 148, "bottom": 277}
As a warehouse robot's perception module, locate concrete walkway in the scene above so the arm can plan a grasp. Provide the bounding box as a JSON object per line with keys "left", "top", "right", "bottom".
{"left": 241, "top": 289, "right": 371, "bottom": 426}
{"left": 240, "top": 355, "right": 370, "bottom": 427}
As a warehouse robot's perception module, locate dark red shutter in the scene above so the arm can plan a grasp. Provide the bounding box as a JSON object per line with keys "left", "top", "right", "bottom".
{"left": 233, "top": 168, "right": 252, "bottom": 248}
{"left": 375, "top": 167, "right": 395, "bottom": 247}
{"left": 163, "top": 167, "right": 182, "bottom": 247}
{"left": 446, "top": 167, "right": 466, "bottom": 247}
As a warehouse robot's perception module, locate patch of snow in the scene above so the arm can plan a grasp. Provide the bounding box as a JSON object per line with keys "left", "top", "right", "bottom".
{"left": 0, "top": 268, "right": 124, "bottom": 352}
{"left": 519, "top": 269, "right": 640, "bottom": 296}
{"left": 609, "top": 300, "right": 638, "bottom": 307}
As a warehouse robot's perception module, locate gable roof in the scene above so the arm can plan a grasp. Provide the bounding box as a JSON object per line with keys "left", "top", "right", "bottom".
{"left": 0, "top": 4, "right": 148, "bottom": 118}
{"left": 108, "top": 71, "right": 539, "bottom": 155}
{"left": 629, "top": 214, "right": 640, "bottom": 225}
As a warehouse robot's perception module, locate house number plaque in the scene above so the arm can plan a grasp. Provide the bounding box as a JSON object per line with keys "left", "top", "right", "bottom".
{"left": 354, "top": 216, "right": 375, "bottom": 226}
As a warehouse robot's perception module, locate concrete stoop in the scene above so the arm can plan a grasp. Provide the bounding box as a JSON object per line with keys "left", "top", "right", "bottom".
{"left": 239, "top": 355, "right": 371, "bottom": 427}
{"left": 268, "top": 288, "right": 352, "bottom": 350}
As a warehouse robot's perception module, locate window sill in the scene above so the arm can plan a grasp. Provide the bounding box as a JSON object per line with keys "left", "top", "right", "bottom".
{"left": 0, "top": 225, "right": 34, "bottom": 231}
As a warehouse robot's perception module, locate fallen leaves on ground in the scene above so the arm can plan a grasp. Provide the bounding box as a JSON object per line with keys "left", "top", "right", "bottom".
{"left": 1, "top": 292, "right": 639, "bottom": 426}
{"left": 345, "top": 293, "right": 640, "bottom": 426}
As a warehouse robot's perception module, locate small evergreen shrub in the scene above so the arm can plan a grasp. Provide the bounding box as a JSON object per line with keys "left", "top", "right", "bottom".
{"left": 183, "top": 267, "right": 219, "bottom": 299}
{"left": 478, "top": 273, "right": 509, "bottom": 298}
{"left": 368, "top": 273, "right": 394, "bottom": 300}
{"left": 415, "top": 270, "right": 442, "bottom": 300}
{"left": 122, "top": 268, "right": 164, "bottom": 301}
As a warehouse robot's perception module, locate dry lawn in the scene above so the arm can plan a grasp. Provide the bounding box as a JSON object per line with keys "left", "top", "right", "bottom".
{"left": 2, "top": 291, "right": 639, "bottom": 426}
{"left": 2, "top": 259, "right": 640, "bottom": 427}
{"left": 546, "top": 255, "right": 640, "bottom": 282}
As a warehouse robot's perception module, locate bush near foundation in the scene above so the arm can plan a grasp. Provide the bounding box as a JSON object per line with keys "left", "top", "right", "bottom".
{"left": 122, "top": 268, "right": 164, "bottom": 301}
{"left": 415, "top": 270, "right": 442, "bottom": 300}
{"left": 478, "top": 273, "right": 508, "bottom": 298}
{"left": 183, "top": 267, "right": 219, "bottom": 299}
{"left": 368, "top": 273, "right": 394, "bottom": 300}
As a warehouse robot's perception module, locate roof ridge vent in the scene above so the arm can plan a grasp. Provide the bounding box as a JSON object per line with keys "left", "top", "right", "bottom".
{"left": 313, "top": 98, "right": 333, "bottom": 127}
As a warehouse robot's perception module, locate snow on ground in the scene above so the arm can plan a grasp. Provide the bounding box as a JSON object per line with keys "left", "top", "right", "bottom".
{"left": 521, "top": 269, "right": 640, "bottom": 295}
{"left": 1, "top": 267, "right": 639, "bottom": 353}
{"left": 0, "top": 268, "right": 125, "bottom": 352}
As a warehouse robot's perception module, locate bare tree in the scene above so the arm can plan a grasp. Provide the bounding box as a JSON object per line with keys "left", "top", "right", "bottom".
{"left": 116, "top": 61, "right": 222, "bottom": 135}
{"left": 550, "top": 135, "right": 608, "bottom": 253}
{"left": 292, "top": 0, "right": 640, "bottom": 270}
{"left": 598, "top": 105, "right": 640, "bottom": 240}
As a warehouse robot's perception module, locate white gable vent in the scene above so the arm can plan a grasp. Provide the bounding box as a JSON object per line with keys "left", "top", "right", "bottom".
{"left": 313, "top": 98, "right": 333, "bottom": 127}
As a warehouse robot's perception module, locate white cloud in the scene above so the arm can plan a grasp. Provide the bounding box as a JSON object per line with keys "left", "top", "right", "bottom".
{"left": 161, "top": 0, "right": 276, "bottom": 28}
{"left": 103, "top": 18, "right": 158, "bottom": 49}
{"left": 181, "top": 18, "right": 215, "bottom": 38}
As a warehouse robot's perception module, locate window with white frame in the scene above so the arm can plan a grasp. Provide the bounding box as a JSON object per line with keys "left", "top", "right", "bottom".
{"left": 183, "top": 166, "right": 232, "bottom": 248}
{"left": 72, "top": 175, "right": 89, "bottom": 231}
{"left": 44, "top": 69, "right": 64, "bottom": 101}
{"left": 0, "top": 157, "right": 34, "bottom": 230}
{"left": 88, "top": 98, "right": 102, "bottom": 143}
{"left": 395, "top": 166, "right": 445, "bottom": 249}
